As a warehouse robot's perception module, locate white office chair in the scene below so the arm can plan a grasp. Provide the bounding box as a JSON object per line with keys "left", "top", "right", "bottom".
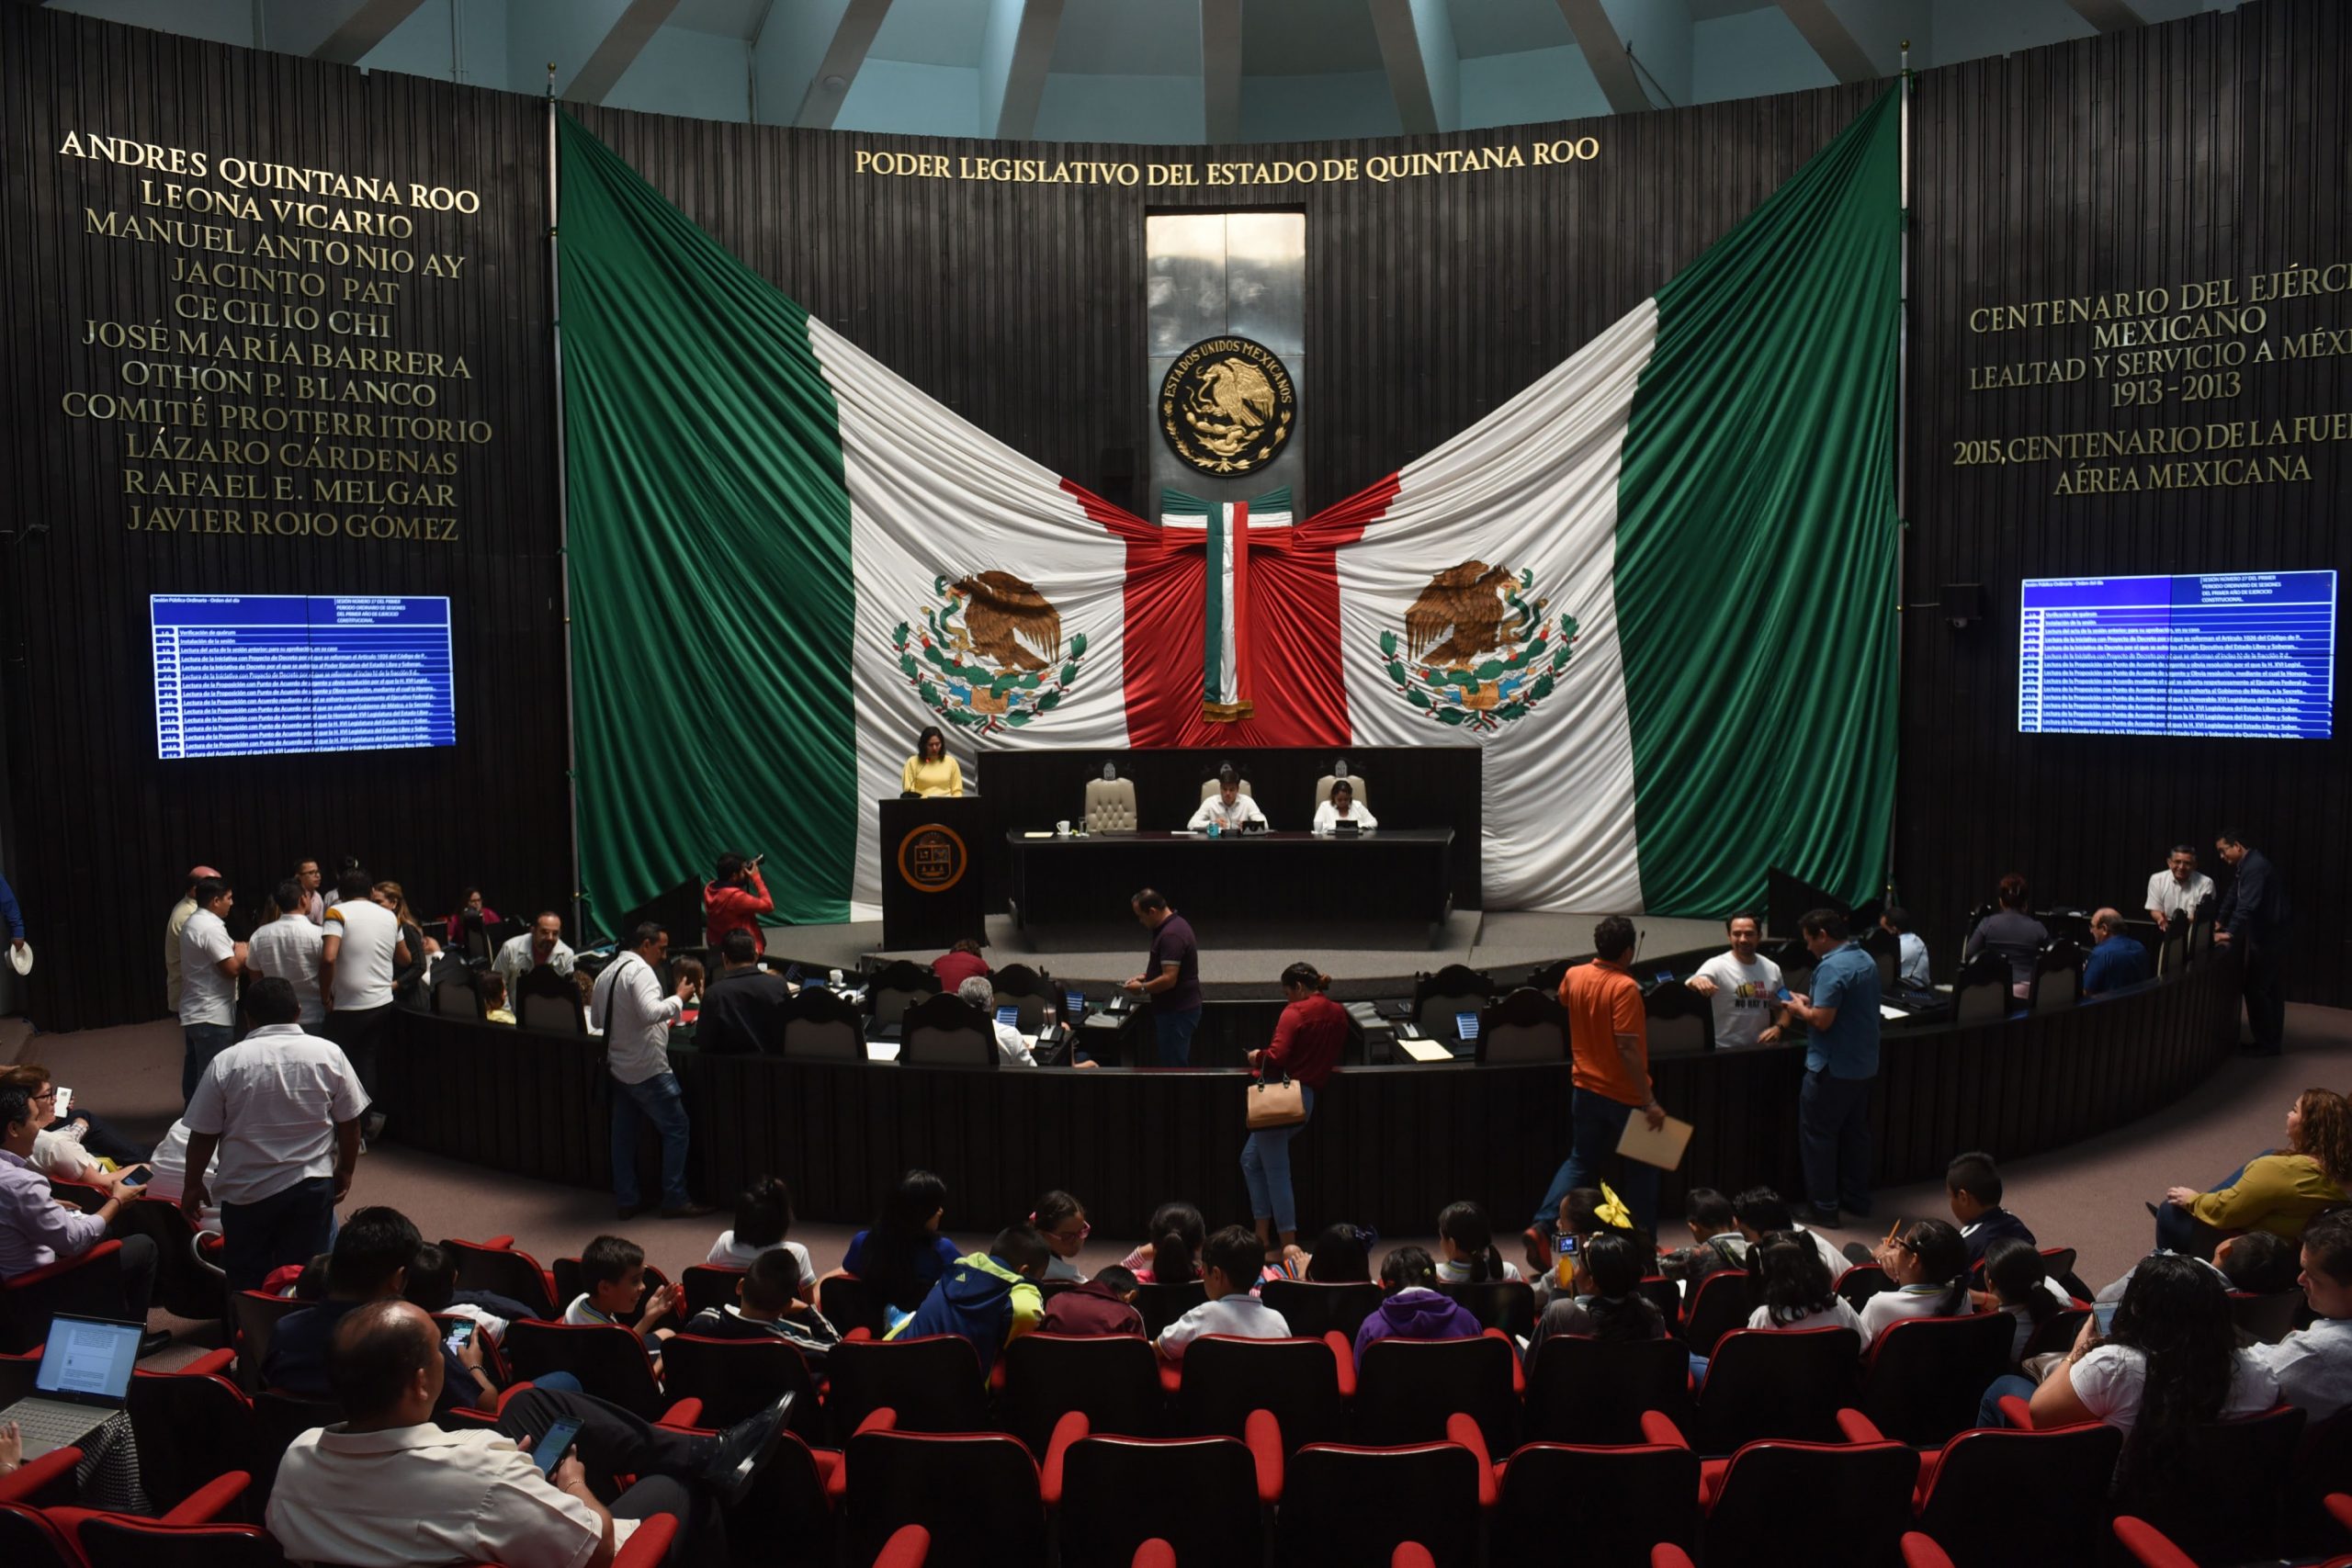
{"left": 1084, "top": 777, "right": 1138, "bottom": 831}
{"left": 1313, "top": 774, "right": 1369, "bottom": 808}
{"left": 1197, "top": 778, "right": 1255, "bottom": 802}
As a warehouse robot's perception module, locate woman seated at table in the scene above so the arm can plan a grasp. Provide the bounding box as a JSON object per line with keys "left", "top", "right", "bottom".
{"left": 2154, "top": 1087, "right": 2352, "bottom": 1258}
{"left": 900, "top": 725, "right": 964, "bottom": 797}
{"left": 1311, "top": 779, "right": 1377, "bottom": 832}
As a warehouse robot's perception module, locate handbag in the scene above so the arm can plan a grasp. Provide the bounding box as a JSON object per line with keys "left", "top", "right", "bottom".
{"left": 1246, "top": 1067, "right": 1307, "bottom": 1130}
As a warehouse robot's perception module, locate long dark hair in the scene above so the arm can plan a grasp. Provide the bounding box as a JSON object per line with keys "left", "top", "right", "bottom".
{"left": 1147, "top": 1201, "right": 1205, "bottom": 1284}
{"left": 917, "top": 725, "right": 946, "bottom": 761}
{"left": 1304, "top": 1223, "right": 1373, "bottom": 1283}
{"left": 1984, "top": 1236, "right": 2057, "bottom": 1328}
{"left": 2106, "top": 1254, "right": 2243, "bottom": 1502}
{"left": 1897, "top": 1219, "right": 1972, "bottom": 1316}
{"left": 1579, "top": 1233, "right": 1664, "bottom": 1342}
{"left": 1751, "top": 1230, "right": 1838, "bottom": 1326}
{"left": 1379, "top": 1245, "right": 1439, "bottom": 1293}
{"left": 863, "top": 1168, "right": 948, "bottom": 1312}
{"left": 1438, "top": 1201, "right": 1504, "bottom": 1284}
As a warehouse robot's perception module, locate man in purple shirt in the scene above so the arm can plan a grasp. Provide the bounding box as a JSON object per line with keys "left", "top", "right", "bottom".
{"left": 1125, "top": 887, "right": 1202, "bottom": 1066}
{"left": 0, "top": 1085, "right": 167, "bottom": 1354}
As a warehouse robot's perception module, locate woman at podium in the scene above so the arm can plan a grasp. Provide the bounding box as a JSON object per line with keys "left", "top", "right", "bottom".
{"left": 900, "top": 725, "right": 964, "bottom": 797}
{"left": 1311, "top": 779, "right": 1377, "bottom": 831}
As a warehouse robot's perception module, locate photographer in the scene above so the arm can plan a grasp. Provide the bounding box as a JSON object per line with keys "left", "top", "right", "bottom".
{"left": 703, "top": 852, "right": 772, "bottom": 959}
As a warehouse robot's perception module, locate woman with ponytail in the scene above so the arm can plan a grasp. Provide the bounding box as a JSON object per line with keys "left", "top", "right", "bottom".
{"left": 1117, "top": 1201, "right": 1206, "bottom": 1284}
{"left": 1982, "top": 1235, "right": 2069, "bottom": 1363}
{"left": 1857, "top": 1219, "right": 1973, "bottom": 1348}
{"left": 1525, "top": 1232, "right": 1667, "bottom": 1368}
{"left": 1435, "top": 1201, "right": 1521, "bottom": 1284}
{"left": 1242, "top": 962, "right": 1346, "bottom": 1258}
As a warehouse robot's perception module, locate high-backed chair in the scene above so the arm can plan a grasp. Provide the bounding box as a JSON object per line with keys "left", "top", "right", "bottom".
{"left": 1313, "top": 773, "right": 1369, "bottom": 808}
{"left": 458, "top": 908, "right": 495, "bottom": 964}
{"left": 1196, "top": 777, "right": 1255, "bottom": 802}
{"left": 781, "top": 986, "right": 866, "bottom": 1059}
{"left": 1046, "top": 1416, "right": 1275, "bottom": 1568}
{"left": 662, "top": 1333, "right": 821, "bottom": 1438}
{"left": 1435, "top": 1280, "right": 1539, "bottom": 1339}
{"left": 1259, "top": 1280, "right": 1384, "bottom": 1342}
{"left": 1948, "top": 953, "right": 2011, "bottom": 1026}
{"left": 1476, "top": 987, "right": 1566, "bottom": 1064}
{"left": 2110, "top": 1405, "right": 2306, "bottom": 1563}
{"left": 990, "top": 962, "right": 1057, "bottom": 1032}
{"left": 1689, "top": 1327, "right": 1860, "bottom": 1453}
{"left": 227, "top": 1289, "right": 313, "bottom": 1394}
{"left": 1680, "top": 1269, "right": 1753, "bottom": 1356}
{"left": 514, "top": 964, "right": 584, "bottom": 1032}
{"left": 503, "top": 1320, "right": 669, "bottom": 1419}
{"left": 441, "top": 1237, "right": 559, "bottom": 1320}
{"left": 1355, "top": 1332, "right": 1521, "bottom": 1452}
{"left": 1133, "top": 1280, "right": 1209, "bottom": 1338}
{"left": 827, "top": 1335, "right": 989, "bottom": 1438}
{"left": 1001, "top": 1333, "right": 1164, "bottom": 1454}
{"left": 867, "top": 960, "right": 941, "bottom": 1030}
{"left": 1525, "top": 1332, "right": 1693, "bottom": 1445}
{"left": 1860, "top": 1313, "right": 2015, "bottom": 1446}
{"left": 1175, "top": 1334, "right": 1350, "bottom": 1450}
{"left": 430, "top": 964, "right": 484, "bottom": 1020}
{"left": 843, "top": 1423, "right": 1045, "bottom": 1568}
{"left": 1699, "top": 1429, "right": 1921, "bottom": 1568}
{"left": 898, "top": 992, "right": 998, "bottom": 1067}
{"left": 2155, "top": 919, "right": 2188, "bottom": 976}
{"left": 2030, "top": 940, "right": 2083, "bottom": 1011}
{"left": 1905, "top": 1420, "right": 2124, "bottom": 1568}
{"left": 1411, "top": 964, "right": 1496, "bottom": 1036}
{"left": 0, "top": 1238, "right": 125, "bottom": 1353}
{"left": 1644, "top": 980, "right": 1715, "bottom": 1057}
{"left": 2187, "top": 915, "right": 2214, "bottom": 961}
{"left": 1491, "top": 1437, "right": 1702, "bottom": 1567}
{"left": 1084, "top": 776, "right": 1138, "bottom": 831}
{"left": 1274, "top": 1440, "right": 1483, "bottom": 1568}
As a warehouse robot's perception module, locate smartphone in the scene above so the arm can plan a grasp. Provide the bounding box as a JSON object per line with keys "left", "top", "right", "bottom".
{"left": 1776, "top": 987, "right": 1793, "bottom": 1003}
{"left": 533, "top": 1416, "right": 584, "bottom": 1476}
{"left": 119, "top": 1166, "right": 153, "bottom": 1187}
{"left": 1553, "top": 1233, "right": 1580, "bottom": 1290}
{"left": 52, "top": 1088, "right": 73, "bottom": 1120}
{"left": 2090, "top": 1301, "right": 2120, "bottom": 1336}
{"left": 442, "top": 1318, "right": 478, "bottom": 1353}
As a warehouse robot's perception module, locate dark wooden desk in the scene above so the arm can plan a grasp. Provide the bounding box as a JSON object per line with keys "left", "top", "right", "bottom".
{"left": 1003, "top": 828, "right": 1454, "bottom": 941}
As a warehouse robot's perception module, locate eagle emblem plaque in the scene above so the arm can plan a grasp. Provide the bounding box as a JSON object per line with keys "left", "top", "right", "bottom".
{"left": 1377, "top": 560, "right": 1579, "bottom": 733}
{"left": 890, "top": 570, "right": 1090, "bottom": 735}
{"left": 1159, "top": 336, "right": 1296, "bottom": 477}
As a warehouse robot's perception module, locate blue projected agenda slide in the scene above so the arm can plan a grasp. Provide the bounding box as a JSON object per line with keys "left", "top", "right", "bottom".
{"left": 153, "top": 594, "right": 456, "bottom": 760}
{"left": 2018, "top": 570, "right": 2335, "bottom": 739}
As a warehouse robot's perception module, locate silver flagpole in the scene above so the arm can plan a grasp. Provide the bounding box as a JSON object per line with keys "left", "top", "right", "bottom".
{"left": 547, "top": 68, "right": 586, "bottom": 944}
{"left": 1889, "top": 46, "right": 1912, "bottom": 905}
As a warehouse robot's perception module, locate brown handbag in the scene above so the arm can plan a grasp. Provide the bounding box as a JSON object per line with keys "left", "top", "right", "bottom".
{"left": 1246, "top": 1069, "right": 1307, "bottom": 1130}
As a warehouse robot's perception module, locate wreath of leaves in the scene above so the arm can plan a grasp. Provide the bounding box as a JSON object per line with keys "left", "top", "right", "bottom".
{"left": 889, "top": 600, "right": 1089, "bottom": 736}
{"left": 1377, "top": 602, "right": 1579, "bottom": 734}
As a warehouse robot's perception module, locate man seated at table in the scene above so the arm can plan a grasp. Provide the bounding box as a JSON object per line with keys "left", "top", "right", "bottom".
{"left": 1186, "top": 765, "right": 1268, "bottom": 833}
{"left": 695, "top": 931, "right": 793, "bottom": 1055}
{"left": 1311, "top": 779, "right": 1377, "bottom": 832}
{"left": 957, "top": 976, "right": 1037, "bottom": 1066}
{"left": 2080, "top": 908, "right": 2153, "bottom": 996}
{"left": 2144, "top": 842, "right": 2215, "bottom": 932}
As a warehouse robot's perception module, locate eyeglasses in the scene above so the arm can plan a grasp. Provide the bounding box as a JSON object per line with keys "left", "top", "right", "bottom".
{"left": 1052, "top": 1224, "right": 1091, "bottom": 1242}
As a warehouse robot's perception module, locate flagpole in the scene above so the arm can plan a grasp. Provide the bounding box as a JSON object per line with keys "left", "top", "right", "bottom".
{"left": 1888, "top": 46, "right": 1912, "bottom": 906}
{"left": 547, "top": 68, "right": 585, "bottom": 945}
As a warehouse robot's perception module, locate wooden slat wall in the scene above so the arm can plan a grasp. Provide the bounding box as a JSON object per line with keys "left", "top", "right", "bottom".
{"left": 385, "top": 954, "right": 2239, "bottom": 1237}
{"left": 0, "top": 11, "right": 567, "bottom": 1030}
{"left": 1901, "top": 1, "right": 2352, "bottom": 1002}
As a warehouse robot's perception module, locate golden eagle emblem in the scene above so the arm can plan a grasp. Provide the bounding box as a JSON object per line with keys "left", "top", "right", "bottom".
{"left": 1159, "top": 335, "right": 1296, "bottom": 476}
{"left": 891, "top": 572, "right": 1089, "bottom": 736}
{"left": 1377, "top": 560, "right": 1579, "bottom": 734}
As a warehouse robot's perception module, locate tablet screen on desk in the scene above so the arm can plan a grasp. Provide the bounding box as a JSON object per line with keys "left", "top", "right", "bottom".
{"left": 1455, "top": 1011, "right": 1480, "bottom": 1041}
{"left": 996, "top": 1006, "right": 1019, "bottom": 1028}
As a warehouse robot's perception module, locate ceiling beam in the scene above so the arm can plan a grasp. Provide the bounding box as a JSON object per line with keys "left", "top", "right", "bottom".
{"left": 1553, "top": 0, "right": 1651, "bottom": 116}
{"left": 562, "top": 0, "right": 685, "bottom": 106}
{"left": 1774, "top": 0, "right": 1877, "bottom": 84}
{"left": 985, "top": 0, "right": 1067, "bottom": 141}
{"left": 794, "top": 0, "right": 895, "bottom": 130}
{"left": 311, "top": 0, "right": 426, "bottom": 64}
{"left": 2059, "top": 0, "right": 2144, "bottom": 32}
{"left": 1367, "top": 0, "right": 1447, "bottom": 135}
{"left": 1201, "top": 0, "right": 1242, "bottom": 143}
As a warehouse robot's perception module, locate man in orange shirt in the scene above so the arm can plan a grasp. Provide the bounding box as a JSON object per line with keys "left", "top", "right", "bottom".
{"left": 1532, "top": 915, "right": 1668, "bottom": 1236}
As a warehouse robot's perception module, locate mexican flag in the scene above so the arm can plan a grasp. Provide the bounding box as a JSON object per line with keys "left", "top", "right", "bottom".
{"left": 557, "top": 89, "right": 1898, "bottom": 927}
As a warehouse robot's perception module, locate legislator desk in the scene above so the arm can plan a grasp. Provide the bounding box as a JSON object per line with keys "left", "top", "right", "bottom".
{"left": 382, "top": 942, "right": 2242, "bottom": 1241}
{"left": 1005, "top": 828, "right": 1455, "bottom": 946}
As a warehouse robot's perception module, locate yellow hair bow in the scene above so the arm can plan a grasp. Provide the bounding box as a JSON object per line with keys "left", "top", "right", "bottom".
{"left": 1595, "top": 1183, "right": 1634, "bottom": 1231}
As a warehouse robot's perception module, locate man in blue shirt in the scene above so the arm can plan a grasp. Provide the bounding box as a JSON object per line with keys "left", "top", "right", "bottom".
{"left": 1781, "top": 908, "right": 1882, "bottom": 1227}
{"left": 2080, "top": 908, "right": 2151, "bottom": 996}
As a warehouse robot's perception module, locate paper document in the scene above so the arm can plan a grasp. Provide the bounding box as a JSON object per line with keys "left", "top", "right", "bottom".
{"left": 1878, "top": 1004, "right": 1908, "bottom": 1021}
{"left": 1617, "top": 1112, "right": 1695, "bottom": 1170}
{"left": 1396, "top": 1037, "right": 1454, "bottom": 1064}
{"left": 865, "top": 1041, "right": 902, "bottom": 1062}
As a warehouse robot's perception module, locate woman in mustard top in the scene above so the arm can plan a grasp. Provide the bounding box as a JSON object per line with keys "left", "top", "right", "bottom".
{"left": 2156, "top": 1087, "right": 2352, "bottom": 1255}
{"left": 900, "top": 725, "right": 964, "bottom": 797}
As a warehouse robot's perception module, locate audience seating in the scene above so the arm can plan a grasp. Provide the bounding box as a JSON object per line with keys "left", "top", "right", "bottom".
{"left": 5, "top": 1472, "right": 263, "bottom": 1568}
{"left": 1635, "top": 1275, "right": 1682, "bottom": 1332}
{"left": 1698, "top": 1427, "right": 1920, "bottom": 1568}
{"left": 441, "top": 1237, "right": 559, "bottom": 1321}
{"left": 244, "top": 1392, "right": 344, "bottom": 1511}
{"left": 2228, "top": 1287, "right": 2305, "bottom": 1345}
{"left": 1679, "top": 1269, "right": 1752, "bottom": 1356}
{"left": 1894, "top": 1418, "right": 2124, "bottom": 1568}
{"left": 828, "top": 1333, "right": 989, "bottom": 1439}
{"left": 1436, "top": 1279, "right": 1537, "bottom": 1338}
{"left": 228, "top": 1290, "right": 312, "bottom": 1394}
{"left": 1524, "top": 1333, "right": 1692, "bottom": 1446}
{"left": 0, "top": 1238, "right": 126, "bottom": 1353}
{"left": 1000, "top": 1332, "right": 1164, "bottom": 1455}
{"left": 1488, "top": 1436, "right": 1702, "bottom": 1567}
{"left": 1175, "top": 1334, "right": 1351, "bottom": 1450}
{"left": 1043, "top": 1411, "right": 1279, "bottom": 1567}
{"left": 549, "top": 1257, "right": 670, "bottom": 1318}
{"left": 842, "top": 1416, "right": 1046, "bottom": 1567}
{"left": 677, "top": 1263, "right": 746, "bottom": 1316}
{"left": 821, "top": 1274, "right": 886, "bottom": 1337}
{"left": 1131, "top": 1281, "right": 1208, "bottom": 1339}
{"left": 872, "top": 1523, "right": 932, "bottom": 1568}
{"left": 1860, "top": 1313, "right": 2015, "bottom": 1446}
{"left": 124, "top": 1199, "right": 226, "bottom": 1324}
{"left": 0, "top": 1499, "right": 83, "bottom": 1568}
{"left": 1354, "top": 1331, "right": 1521, "bottom": 1452}
{"left": 1273, "top": 1438, "right": 1483, "bottom": 1568}
{"left": 502, "top": 1320, "right": 673, "bottom": 1420}
{"left": 2117, "top": 1404, "right": 2307, "bottom": 1564}
{"left": 1689, "top": 1328, "right": 1860, "bottom": 1453}
{"left": 0, "top": 1440, "right": 85, "bottom": 1508}
{"left": 662, "top": 1331, "right": 821, "bottom": 1437}
{"left": 2018, "top": 1305, "right": 2091, "bottom": 1363}
{"left": 1259, "top": 1280, "right": 1383, "bottom": 1341}
{"left": 125, "top": 1358, "right": 257, "bottom": 1515}
{"left": 1835, "top": 1262, "right": 1893, "bottom": 1314}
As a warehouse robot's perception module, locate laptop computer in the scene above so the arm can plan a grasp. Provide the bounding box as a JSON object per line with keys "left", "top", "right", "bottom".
{"left": 2, "top": 1314, "right": 142, "bottom": 1460}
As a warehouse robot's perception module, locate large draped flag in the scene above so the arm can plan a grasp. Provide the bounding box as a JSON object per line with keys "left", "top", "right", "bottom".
{"left": 558, "top": 92, "right": 1898, "bottom": 928}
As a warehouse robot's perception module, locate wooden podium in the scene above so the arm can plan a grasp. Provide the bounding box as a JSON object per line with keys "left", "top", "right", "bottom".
{"left": 879, "top": 797, "right": 990, "bottom": 952}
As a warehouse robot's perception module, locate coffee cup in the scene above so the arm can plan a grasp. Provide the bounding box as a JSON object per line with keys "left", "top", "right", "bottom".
{"left": 1056, "top": 819, "right": 1071, "bottom": 836}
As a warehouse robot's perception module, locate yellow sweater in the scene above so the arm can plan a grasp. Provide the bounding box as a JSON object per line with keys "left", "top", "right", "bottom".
{"left": 2188, "top": 1152, "right": 2347, "bottom": 1238}
{"left": 901, "top": 754, "right": 964, "bottom": 796}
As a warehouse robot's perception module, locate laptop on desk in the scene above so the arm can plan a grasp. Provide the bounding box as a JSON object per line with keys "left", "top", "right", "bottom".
{"left": 3, "top": 1314, "right": 141, "bottom": 1460}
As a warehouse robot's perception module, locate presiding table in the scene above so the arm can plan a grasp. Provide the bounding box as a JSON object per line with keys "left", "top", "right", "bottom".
{"left": 1003, "top": 828, "right": 1455, "bottom": 946}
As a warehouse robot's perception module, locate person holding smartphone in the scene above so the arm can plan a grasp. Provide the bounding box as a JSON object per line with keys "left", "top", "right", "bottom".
{"left": 702, "top": 852, "right": 773, "bottom": 958}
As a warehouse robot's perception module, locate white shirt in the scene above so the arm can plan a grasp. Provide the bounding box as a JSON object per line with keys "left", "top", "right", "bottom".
{"left": 1998, "top": 1277, "right": 2076, "bottom": 1361}
{"left": 1690, "top": 952, "right": 1785, "bottom": 1048}
{"left": 249, "top": 915, "right": 326, "bottom": 1025}
{"left": 1896, "top": 932, "right": 1930, "bottom": 988}
{"left": 494, "top": 933, "right": 576, "bottom": 1005}
{"left": 592, "top": 954, "right": 682, "bottom": 1085}
{"left": 1188, "top": 792, "right": 1268, "bottom": 832}
{"left": 266, "top": 1421, "right": 625, "bottom": 1568}
{"left": 1435, "top": 1257, "right": 1523, "bottom": 1284}
{"left": 990, "top": 1020, "right": 1037, "bottom": 1067}
{"left": 1747, "top": 1296, "right": 1865, "bottom": 1336}
{"left": 1858, "top": 1283, "right": 1970, "bottom": 1348}
{"left": 1792, "top": 1225, "right": 1847, "bottom": 1284}
{"left": 2071, "top": 1342, "right": 2278, "bottom": 1437}
{"left": 705, "top": 1233, "right": 815, "bottom": 1289}
{"left": 29, "top": 1126, "right": 99, "bottom": 1184}
{"left": 323, "top": 898, "right": 401, "bottom": 1010}
{"left": 2144, "top": 869, "right": 2216, "bottom": 922}
{"left": 1158, "top": 1292, "right": 1291, "bottom": 1359}
{"left": 182, "top": 1023, "right": 368, "bottom": 1205}
{"left": 178, "top": 907, "right": 238, "bottom": 1027}
{"left": 164, "top": 896, "right": 198, "bottom": 1011}
{"left": 141, "top": 1120, "right": 222, "bottom": 1233}
{"left": 1311, "top": 799, "right": 1378, "bottom": 831}
{"left": 440, "top": 1300, "right": 511, "bottom": 1345}
{"left": 2247, "top": 1314, "right": 2352, "bottom": 1422}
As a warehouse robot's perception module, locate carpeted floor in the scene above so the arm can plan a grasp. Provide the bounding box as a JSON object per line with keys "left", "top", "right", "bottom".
{"left": 13, "top": 999, "right": 2347, "bottom": 1363}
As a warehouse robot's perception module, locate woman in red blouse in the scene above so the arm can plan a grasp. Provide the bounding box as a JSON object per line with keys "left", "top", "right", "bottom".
{"left": 1244, "top": 962, "right": 1348, "bottom": 1257}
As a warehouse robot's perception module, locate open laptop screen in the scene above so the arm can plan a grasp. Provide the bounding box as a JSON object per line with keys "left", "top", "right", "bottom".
{"left": 34, "top": 1315, "right": 141, "bottom": 1402}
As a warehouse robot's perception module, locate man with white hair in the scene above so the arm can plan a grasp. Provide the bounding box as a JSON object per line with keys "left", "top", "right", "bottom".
{"left": 957, "top": 976, "right": 1036, "bottom": 1066}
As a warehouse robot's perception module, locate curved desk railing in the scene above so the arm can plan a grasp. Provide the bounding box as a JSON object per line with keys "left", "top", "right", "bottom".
{"left": 384, "top": 952, "right": 2242, "bottom": 1237}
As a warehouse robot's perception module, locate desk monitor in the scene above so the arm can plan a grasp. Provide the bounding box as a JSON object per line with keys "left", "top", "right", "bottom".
{"left": 996, "top": 1006, "right": 1019, "bottom": 1029}
{"left": 1454, "top": 1010, "right": 1480, "bottom": 1042}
